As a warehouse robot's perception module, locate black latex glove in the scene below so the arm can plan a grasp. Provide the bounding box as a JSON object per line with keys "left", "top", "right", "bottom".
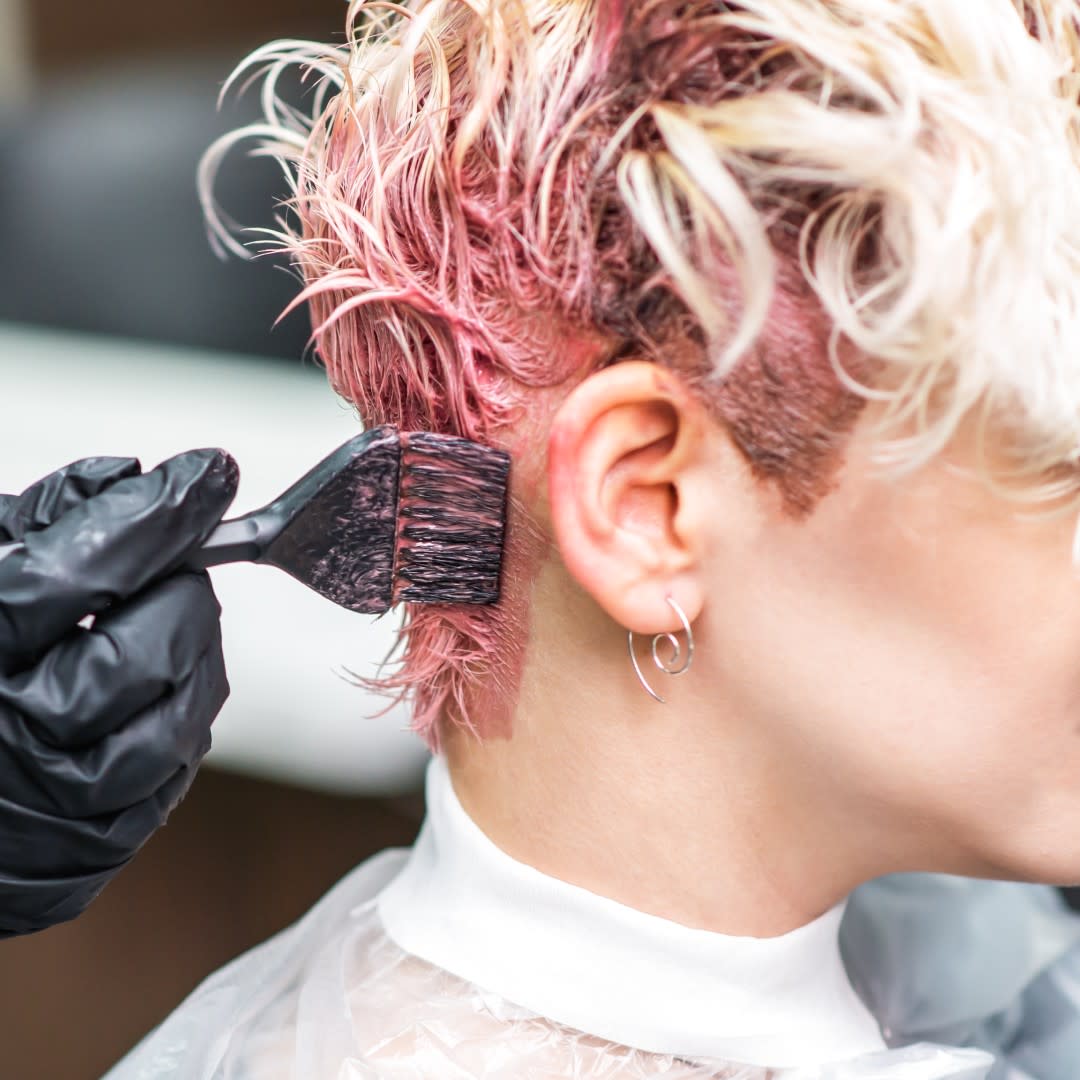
{"left": 0, "top": 449, "right": 238, "bottom": 936}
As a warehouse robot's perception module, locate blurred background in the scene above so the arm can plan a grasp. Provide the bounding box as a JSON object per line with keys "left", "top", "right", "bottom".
{"left": 0, "top": 2, "right": 430, "bottom": 1076}
{"left": 6, "top": 4, "right": 1080, "bottom": 1078}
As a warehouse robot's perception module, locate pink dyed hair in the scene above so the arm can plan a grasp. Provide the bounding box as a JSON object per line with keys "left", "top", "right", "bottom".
{"left": 203, "top": 0, "right": 1080, "bottom": 747}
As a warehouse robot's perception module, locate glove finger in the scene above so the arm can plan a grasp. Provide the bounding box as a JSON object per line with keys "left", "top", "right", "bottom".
{"left": 0, "top": 866, "right": 117, "bottom": 937}
{"left": 0, "top": 639, "right": 222, "bottom": 819}
{"left": 0, "top": 763, "right": 196, "bottom": 930}
{"left": 0, "top": 457, "right": 142, "bottom": 543}
{"left": 1, "top": 571, "right": 223, "bottom": 749}
{"left": 0, "top": 791, "right": 132, "bottom": 878}
{"left": 0, "top": 447, "right": 238, "bottom": 674}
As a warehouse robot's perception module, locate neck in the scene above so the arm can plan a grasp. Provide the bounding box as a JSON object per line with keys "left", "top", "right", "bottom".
{"left": 443, "top": 569, "right": 891, "bottom": 939}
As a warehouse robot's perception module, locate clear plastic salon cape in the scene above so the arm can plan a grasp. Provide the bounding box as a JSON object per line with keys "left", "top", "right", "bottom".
{"left": 103, "top": 849, "right": 1080, "bottom": 1080}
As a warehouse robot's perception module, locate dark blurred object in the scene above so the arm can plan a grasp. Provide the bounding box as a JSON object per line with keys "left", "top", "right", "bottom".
{"left": 28, "top": 0, "right": 340, "bottom": 75}
{"left": 0, "top": 764, "right": 423, "bottom": 1080}
{"left": 0, "top": 54, "right": 315, "bottom": 360}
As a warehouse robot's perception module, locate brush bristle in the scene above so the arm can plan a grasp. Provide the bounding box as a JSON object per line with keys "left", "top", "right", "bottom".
{"left": 394, "top": 432, "right": 511, "bottom": 605}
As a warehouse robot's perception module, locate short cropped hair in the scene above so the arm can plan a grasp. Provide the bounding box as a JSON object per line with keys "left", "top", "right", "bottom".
{"left": 203, "top": 0, "right": 1080, "bottom": 748}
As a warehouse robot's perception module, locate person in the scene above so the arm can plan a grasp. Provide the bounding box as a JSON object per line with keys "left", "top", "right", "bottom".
{"left": 107, "top": 0, "right": 1080, "bottom": 1076}
{"left": 0, "top": 449, "right": 237, "bottom": 936}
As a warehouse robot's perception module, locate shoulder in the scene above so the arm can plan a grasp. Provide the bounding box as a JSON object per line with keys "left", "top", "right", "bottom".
{"left": 842, "top": 873, "right": 1080, "bottom": 1066}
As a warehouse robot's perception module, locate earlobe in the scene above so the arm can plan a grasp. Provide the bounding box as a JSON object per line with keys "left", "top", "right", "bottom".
{"left": 548, "top": 361, "right": 710, "bottom": 636}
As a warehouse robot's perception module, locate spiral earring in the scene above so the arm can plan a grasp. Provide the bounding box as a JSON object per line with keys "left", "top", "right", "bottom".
{"left": 627, "top": 595, "right": 695, "bottom": 704}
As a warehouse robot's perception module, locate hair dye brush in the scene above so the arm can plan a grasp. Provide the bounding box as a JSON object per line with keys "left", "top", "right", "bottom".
{"left": 188, "top": 426, "right": 510, "bottom": 613}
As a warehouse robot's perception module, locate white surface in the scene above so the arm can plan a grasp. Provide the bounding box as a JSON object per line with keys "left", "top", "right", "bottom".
{"left": 0, "top": 323, "right": 430, "bottom": 794}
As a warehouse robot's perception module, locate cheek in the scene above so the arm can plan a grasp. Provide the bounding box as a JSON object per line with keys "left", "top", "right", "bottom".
{"left": 712, "top": 466, "right": 1080, "bottom": 878}
{"left": 919, "top": 517, "right": 1080, "bottom": 877}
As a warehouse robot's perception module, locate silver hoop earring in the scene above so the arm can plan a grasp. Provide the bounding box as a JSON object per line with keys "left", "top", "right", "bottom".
{"left": 627, "top": 595, "right": 695, "bottom": 704}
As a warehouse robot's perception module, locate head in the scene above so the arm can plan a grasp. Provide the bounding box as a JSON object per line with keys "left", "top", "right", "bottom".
{"left": 206, "top": 0, "right": 1080, "bottom": 887}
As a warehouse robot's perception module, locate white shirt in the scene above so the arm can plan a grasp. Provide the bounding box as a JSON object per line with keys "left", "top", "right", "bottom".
{"left": 378, "top": 755, "right": 887, "bottom": 1070}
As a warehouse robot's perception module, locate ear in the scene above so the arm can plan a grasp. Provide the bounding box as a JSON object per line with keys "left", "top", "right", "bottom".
{"left": 548, "top": 361, "right": 716, "bottom": 636}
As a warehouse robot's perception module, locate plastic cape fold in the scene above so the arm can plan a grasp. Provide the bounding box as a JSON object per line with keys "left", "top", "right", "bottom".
{"left": 103, "top": 849, "right": 1080, "bottom": 1080}
{"left": 842, "top": 874, "right": 1080, "bottom": 1077}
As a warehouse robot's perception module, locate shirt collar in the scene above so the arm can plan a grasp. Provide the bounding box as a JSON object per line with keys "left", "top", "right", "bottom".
{"left": 376, "top": 754, "right": 886, "bottom": 1070}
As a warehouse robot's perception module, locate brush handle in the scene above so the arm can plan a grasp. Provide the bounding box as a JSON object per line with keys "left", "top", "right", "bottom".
{"left": 187, "top": 511, "right": 281, "bottom": 570}
{"left": 186, "top": 428, "right": 401, "bottom": 575}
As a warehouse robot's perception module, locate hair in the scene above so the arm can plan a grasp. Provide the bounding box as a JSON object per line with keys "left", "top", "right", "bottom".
{"left": 202, "top": 0, "right": 1080, "bottom": 749}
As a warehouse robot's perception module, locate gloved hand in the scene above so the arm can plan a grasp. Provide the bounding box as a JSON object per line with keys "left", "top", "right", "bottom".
{"left": 0, "top": 449, "right": 238, "bottom": 937}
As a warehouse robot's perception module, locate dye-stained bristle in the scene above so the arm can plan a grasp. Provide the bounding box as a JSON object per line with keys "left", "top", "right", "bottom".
{"left": 393, "top": 432, "right": 511, "bottom": 605}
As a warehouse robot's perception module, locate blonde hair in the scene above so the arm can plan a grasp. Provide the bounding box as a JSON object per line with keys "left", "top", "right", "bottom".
{"left": 202, "top": 0, "right": 1080, "bottom": 745}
